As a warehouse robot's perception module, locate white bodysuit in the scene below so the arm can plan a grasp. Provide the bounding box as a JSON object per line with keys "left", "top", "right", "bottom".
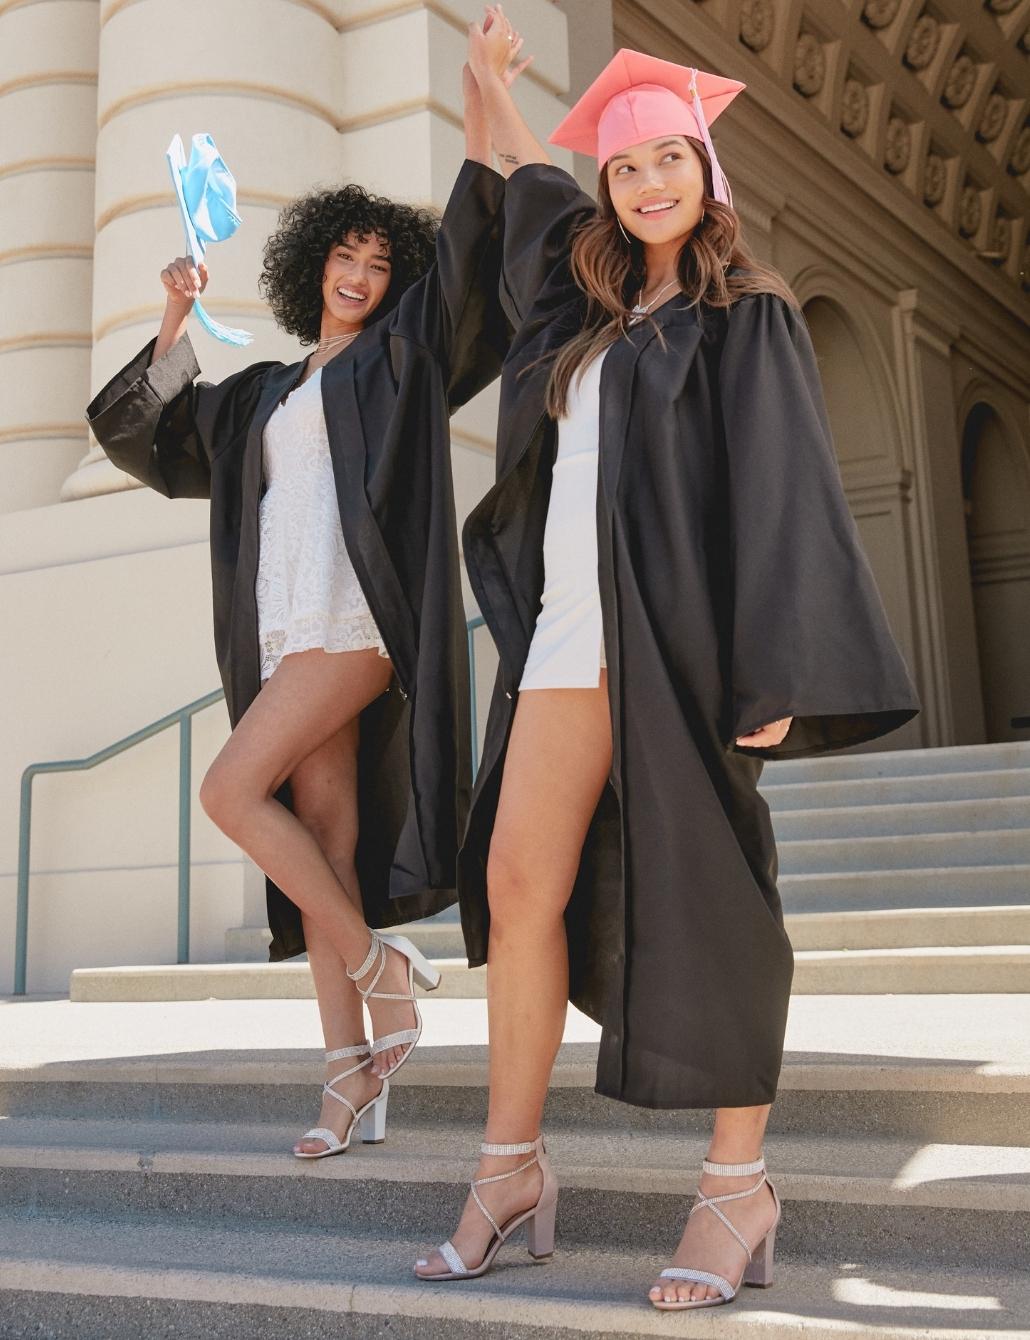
{"left": 255, "top": 367, "right": 388, "bottom": 682}
{"left": 519, "top": 347, "right": 609, "bottom": 691}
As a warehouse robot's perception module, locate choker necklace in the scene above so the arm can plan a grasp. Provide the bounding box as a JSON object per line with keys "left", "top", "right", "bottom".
{"left": 316, "top": 330, "right": 360, "bottom": 354}
{"left": 629, "top": 278, "right": 680, "bottom": 323}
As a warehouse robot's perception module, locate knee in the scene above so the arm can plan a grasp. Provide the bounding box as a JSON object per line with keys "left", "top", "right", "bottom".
{"left": 486, "top": 838, "right": 549, "bottom": 930}
{"left": 199, "top": 760, "right": 249, "bottom": 838}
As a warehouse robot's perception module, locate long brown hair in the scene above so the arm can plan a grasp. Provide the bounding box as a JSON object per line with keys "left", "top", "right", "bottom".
{"left": 541, "top": 138, "right": 796, "bottom": 419}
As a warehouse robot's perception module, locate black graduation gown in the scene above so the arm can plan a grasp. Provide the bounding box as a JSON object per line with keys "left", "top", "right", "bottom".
{"left": 459, "top": 164, "right": 920, "bottom": 1111}
{"left": 86, "top": 159, "right": 511, "bottom": 962}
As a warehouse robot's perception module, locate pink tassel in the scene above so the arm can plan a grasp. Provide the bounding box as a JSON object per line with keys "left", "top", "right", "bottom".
{"left": 690, "top": 69, "right": 732, "bottom": 206}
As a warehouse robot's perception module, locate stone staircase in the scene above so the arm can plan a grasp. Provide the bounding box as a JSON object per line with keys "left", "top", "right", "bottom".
{"left": 2, "top": 1004, "right": 1030, "bottom": 1339}
{"left": 70, "top": 740, "right": 1030, "bottom": 1000}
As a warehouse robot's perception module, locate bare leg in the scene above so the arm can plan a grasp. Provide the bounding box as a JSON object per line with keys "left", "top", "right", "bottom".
{"left": 415, "top": 676, "right": 612, "bottom": 1278}
{"left": 200, "top": 648, "right": 413, "bottom": 1073}
{"left": 287, "top": 719, "right": 382, "bottom": 1154}
{"left": 649, "top": 1105, "right": 779, "bottom": 1305}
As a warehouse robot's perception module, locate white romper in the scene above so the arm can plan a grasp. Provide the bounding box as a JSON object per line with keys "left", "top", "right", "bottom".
{"left": 255, "top": 366, "right": 389, "bottom": 682}
{"left": 519, "top": 347, "right": 610, "bottom": 691}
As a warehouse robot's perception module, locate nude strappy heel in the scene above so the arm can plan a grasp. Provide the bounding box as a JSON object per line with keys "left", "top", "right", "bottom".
{"left": 651, "top": 1156, "right": 781, "bottom": 1310}
{"left": 415, "top": 1136, "right": 558, "bottom": 1281}
{"left": 292, "top": 1041, "right": 389, "bottom": 1159}
{"left": 347, "top": 930, "right": 441, "bottom": 1079}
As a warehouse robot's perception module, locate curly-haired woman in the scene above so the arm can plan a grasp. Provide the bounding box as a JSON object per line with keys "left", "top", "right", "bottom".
{"left": 85, "top": 44, "right": 529, "bottom": 1158}
{"left": 414, "top": 14, "right": 919, "bottom": 1310}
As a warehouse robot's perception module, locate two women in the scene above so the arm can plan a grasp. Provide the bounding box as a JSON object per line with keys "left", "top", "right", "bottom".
{"left": 412, "top": 15, "right": 919, "bottom": 1313}
{"left": 88, "top": 5, "right": 919, "bottom": 1313}
{"left": 86, "top": 43, "right": 527, "bottom": 1157}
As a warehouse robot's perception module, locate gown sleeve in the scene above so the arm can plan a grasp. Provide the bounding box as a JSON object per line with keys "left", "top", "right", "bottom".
{"left": 389, "top": 158, "right": 511, "bottom": 411}
{"left": 499, "top": 162, "right": 598, "bottom": 327}
{"left": 85, "top": 332, "right": 275, "bottom": 499}
{"left": 719, "top": 292, "right": 920, "bottom": 758}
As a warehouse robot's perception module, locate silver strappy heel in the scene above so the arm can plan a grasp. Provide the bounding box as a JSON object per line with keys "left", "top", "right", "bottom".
{"left": 347, "top": 930, "right": 441, "bottom": 1079}
{"left": 292, "top": 1041, "right": 389, "bottom": 1159}
{"left": 415, "top": 1136, "right": 558, "bottom": 1281}
{"left": 651, "top": 1156, "right": 781, "bottom": 1310}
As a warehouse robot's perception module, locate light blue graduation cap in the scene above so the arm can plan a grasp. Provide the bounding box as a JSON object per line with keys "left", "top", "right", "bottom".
{"left": 166, "top": 133, "right": 253, "bottom": 347}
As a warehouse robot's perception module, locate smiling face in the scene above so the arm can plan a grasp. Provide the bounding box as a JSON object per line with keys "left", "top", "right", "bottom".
{"left": 605, "top": 134, "right": 706, "bottom": 245}
{"left": 321, "top": 230, "right": 393, "bottom": 329}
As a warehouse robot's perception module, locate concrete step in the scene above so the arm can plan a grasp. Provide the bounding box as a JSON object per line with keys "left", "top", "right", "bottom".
{"left": 70, "top": 940, "right": 1030, "bottom": 1003}
{"left": 778, "top": 864, "right": 1030, "bottom": 911}
{"left": 3, "top": 1213, "right": 1027, "bottom": 1340}
{"left": 2, "top": 1121, "right": 1028, "bottom": 1270}
{"left": 760, "top": 740, "right": 1030, "bottom": 786}
{"left": 792, "top": 945, "right": 1030, "bottom": 993}
{"left": 771, "top": 796, "right": 1030, "bottom": 840}
{"left": 5, "top": 1002, "right": 1030, "bottom": 1145}
{"left": 764, "top": 766, "right": 1030, "bottom": 811}
{"left": 786, "top": 905, "right": 1030, "bottom": 950}
{"left": 777, "top": 828, "right": 1030, "bottom": 874}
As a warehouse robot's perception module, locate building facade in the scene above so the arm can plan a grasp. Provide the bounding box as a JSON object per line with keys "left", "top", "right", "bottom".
{"left": 1, "top": 0, "right": 1027, "bottom": 991}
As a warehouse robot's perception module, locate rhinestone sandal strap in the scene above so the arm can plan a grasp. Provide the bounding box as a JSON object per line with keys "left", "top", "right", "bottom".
{"left": 325, "top": 1041, "right": 370, "bottom": 1062}
{"left": 369, "top": 1028, "right": 419, "bottom": 1055}
{"left": 659, "top": 1268, "right": 736, "bottom": 1302}
{"left": 301, "top": 1127, "right": 343, "bottom": 1150}
{"left": 470, "top": 1180, "right": 503, "bottom": 1237}
{"left": 687, "top": 1172, "right": 768, "bottom": 1260}
{"left": 473, "top": 1156, "right": 537, "bottom": 1188}
{"left": 481, "top": 1140, "right": 537, "bottom": 1156}
{"left": 691, "top": 1196, "right": 753, "bottom": 1259}
{"left": 702, "top": 1157, "right": 765, "bottom": 1177}
{"left": 322, "top": 1084, "right": 358, "bottom": 1120}
{"left": 325, "top": 1056, "right": 373, "bottom": 1086}
{"left": 468, "top": 1151, "right": 539, "bottom": 1239}
{"left": 346, "top": 932, "right": 381, "bottom": 985}
{"left": 438, "top": 1240, "right": 468, "bottom": 1276}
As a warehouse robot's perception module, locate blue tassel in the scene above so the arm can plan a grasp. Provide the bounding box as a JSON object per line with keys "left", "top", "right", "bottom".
{"left": 192, "top": 298, "right": 253, "bottom": 347}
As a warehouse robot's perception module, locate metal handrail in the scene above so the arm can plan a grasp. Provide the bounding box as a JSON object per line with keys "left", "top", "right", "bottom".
{"left": 14, "top": 688, "right": 225, "bottom": 996}
{"left": 14, "top": 617, "right": 489, "bottom": 997}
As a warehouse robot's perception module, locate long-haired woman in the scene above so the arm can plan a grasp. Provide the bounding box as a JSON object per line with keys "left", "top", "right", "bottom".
{"left": 414, "top": 15, "right": 919, "bottom": 1310}
{"left": 86, "top": 47, "right": 528, "bottom": 1159}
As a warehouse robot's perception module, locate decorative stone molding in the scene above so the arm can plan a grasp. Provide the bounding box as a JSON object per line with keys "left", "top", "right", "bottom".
{"left": 841, "top": 78, "right": 870, "bottom": 138}
{"left": 942, "top": 54, "right": 976, "bottom": 110}
{"left": 739, "top": 0, "right": 773, "bottom": 53}
{"left": 904, "top": 14, "right": 940, "bottom": 71}
{"left": 923, "top": 151, "right": 947, "bottom": 205}
{"left": 1009, "top": 125, "right": 1030, "bottom": 176}
{"left": 793, "top": 32, "right": 825, "bottom": 98}
{"left": 976, "top": 92, "right": 1006, "bottom": 143}
{"left": 959, "top": 184, "right": 983, "bottom": 237}
{"left": 885, "top": 116, "right": 912, "bottom": 174}
{"left": 862, "top": 0, "right": 901, "bottom": 28}
{"left": 987, "top": 214, "right": 1011, "bottom": 262}
{"left": 985, "top": 0, "right": 1020, "bottom": 13}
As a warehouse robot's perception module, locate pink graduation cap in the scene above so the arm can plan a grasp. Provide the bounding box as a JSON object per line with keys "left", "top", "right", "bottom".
{"left": 548, "top": 48, "right": 745, "bottom": 205}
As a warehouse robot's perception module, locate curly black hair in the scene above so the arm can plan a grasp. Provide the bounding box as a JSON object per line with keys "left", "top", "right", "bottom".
{"left": 259, "top": 183, "right": 440, "bottom": 345}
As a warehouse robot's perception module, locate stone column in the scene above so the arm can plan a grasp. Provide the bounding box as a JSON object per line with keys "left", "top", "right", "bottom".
{"left": 0, "top": 0, "right": 98, "bottom": 513}
{"left": 892, "top": 289, "right": 986, "bottom": 745}
{"left": 62, "top": 0, "right": 576, "bottom": 501}
{"left": 62, "top": 0, "right": 348, "bottom": 501}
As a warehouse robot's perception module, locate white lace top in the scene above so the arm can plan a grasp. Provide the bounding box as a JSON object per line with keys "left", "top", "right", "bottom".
{"left": 255, "top": 367, "right": 388, "bottom": 681}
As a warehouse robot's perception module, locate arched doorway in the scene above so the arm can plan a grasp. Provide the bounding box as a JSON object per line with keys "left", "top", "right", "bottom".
{"left": 802, "top": 295, "right": 920, "bottom": 747}
{"left": 962, "top": 404, "right": 1030, "bottom": 742}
